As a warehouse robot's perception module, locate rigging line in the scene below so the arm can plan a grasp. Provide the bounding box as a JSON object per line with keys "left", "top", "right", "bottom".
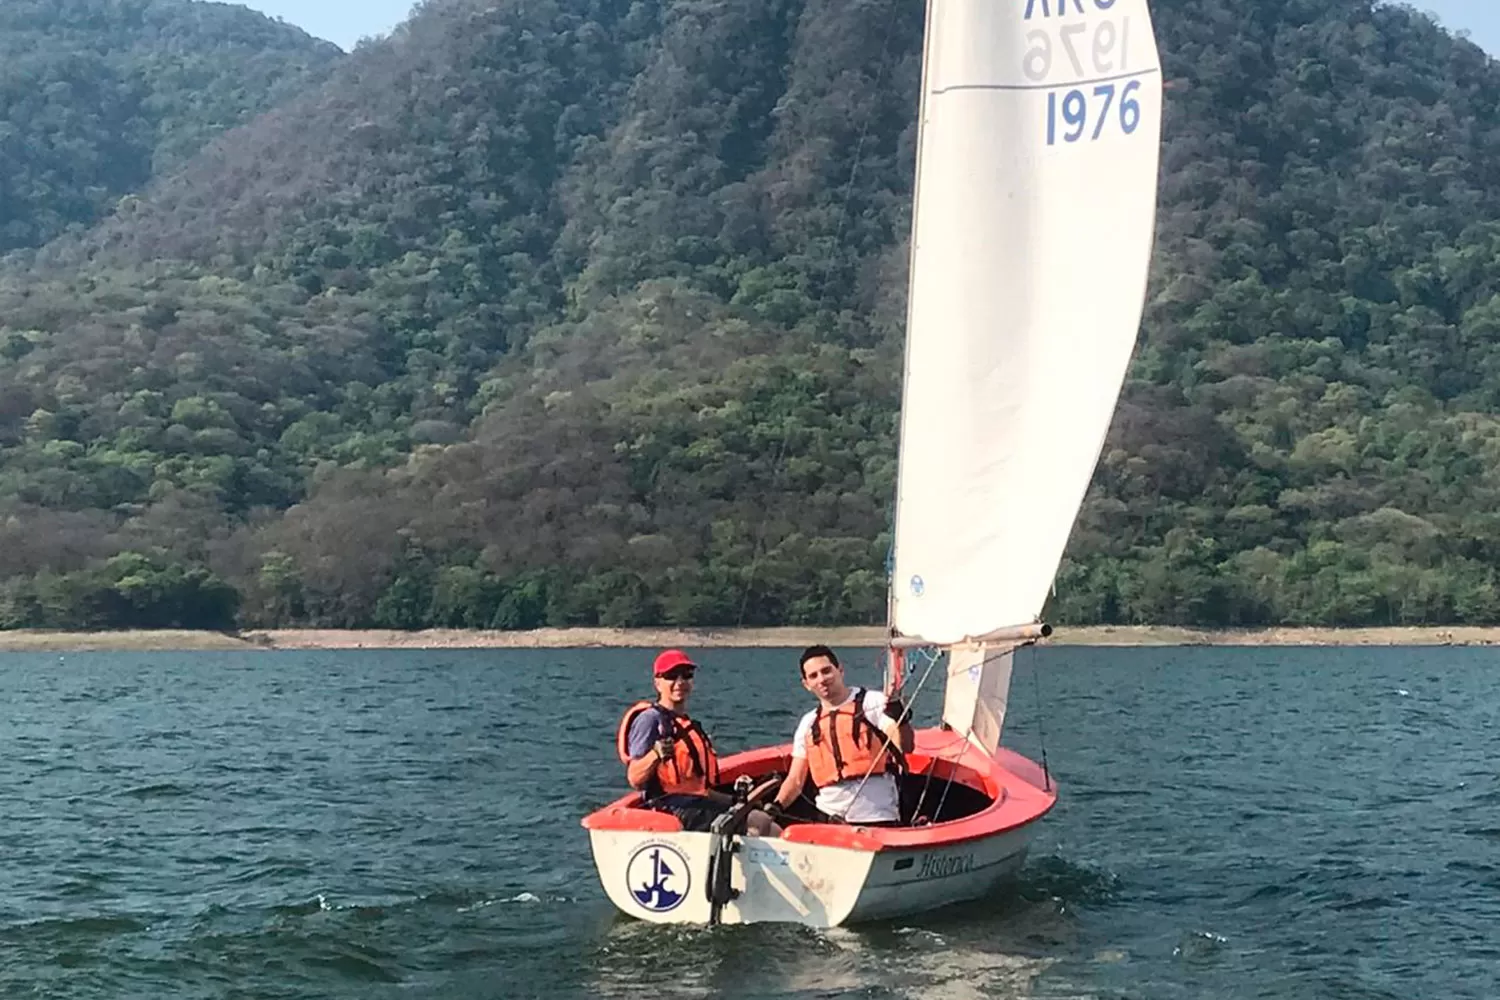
{"left": 905, "top": 648, "right": 943, "bottom": 820}
{"left": 926, "top": 723, "right": 974, "bottom": 824}
{"left": 913, "top": 755, "right": 938, "bottom": 822}
{"left": 1031, "top": 650, "right": 1052, "bottom": 793}
{"left": 839, "top": 644, "right": 940, "bottom": 822}
{"left": 733, "top": 0, "right": 905, "bottom": 627}
{"left": 912, "top": 728, "right": 970, "bottom": 823}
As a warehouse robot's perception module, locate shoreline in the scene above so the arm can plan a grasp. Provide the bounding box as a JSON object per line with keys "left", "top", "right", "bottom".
{"left": 0, "top": 624, "right": 1496, "bottom": 652}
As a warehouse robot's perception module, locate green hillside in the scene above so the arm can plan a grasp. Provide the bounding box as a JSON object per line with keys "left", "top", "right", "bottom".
{"left": 3, "top": 0, "right": 1500, "bottom": 631}
{"left": 0, "top": 0, "right": 341, "bottom": 255}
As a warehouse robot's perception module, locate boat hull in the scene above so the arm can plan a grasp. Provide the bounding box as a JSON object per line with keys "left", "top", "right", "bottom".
{"left": 583, "top": 727, "right": 1055, "bottom": 927}
{"left": 588, "top": 819, "right": 1034, "bottom": 927}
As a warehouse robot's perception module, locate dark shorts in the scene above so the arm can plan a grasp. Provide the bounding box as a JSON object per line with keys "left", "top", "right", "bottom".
{"left": 647, "top": 793, "right": 722, "bottom": 832}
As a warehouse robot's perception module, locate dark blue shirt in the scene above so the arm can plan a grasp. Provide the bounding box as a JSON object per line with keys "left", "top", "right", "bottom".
{"left": 626, "top": 705, "right": 670, "bottom": 760}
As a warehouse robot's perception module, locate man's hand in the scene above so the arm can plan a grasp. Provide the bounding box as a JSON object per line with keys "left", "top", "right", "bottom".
{"left": 653, "top": 737, "right": 675, "bottom": 760}
{"left": 881, "top": 688, "right": 915, "bottom": 753}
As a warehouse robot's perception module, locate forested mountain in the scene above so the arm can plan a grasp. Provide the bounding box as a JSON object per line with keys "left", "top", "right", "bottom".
{"left": 2, "top": 0, "right": 1498, "bottom": 631}
{"left": 0, "top": 0, "right": 341, "bottom": 255}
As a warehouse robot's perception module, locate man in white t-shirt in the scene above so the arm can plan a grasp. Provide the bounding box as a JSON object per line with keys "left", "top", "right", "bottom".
{"left": 771, "top": 645, "right": 914, "bottom": 825}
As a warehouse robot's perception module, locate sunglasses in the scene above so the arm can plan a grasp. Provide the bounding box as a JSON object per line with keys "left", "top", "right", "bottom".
{"left": 662, "top": 667, "right": 696, "bottom": 681}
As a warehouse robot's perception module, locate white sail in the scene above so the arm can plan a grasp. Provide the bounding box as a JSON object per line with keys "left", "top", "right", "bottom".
{"left": 891, "top": 0, "right": 1163, "bottom": 646}
{"left": 940, "top": 644, "right": 1015, "bottom": 754}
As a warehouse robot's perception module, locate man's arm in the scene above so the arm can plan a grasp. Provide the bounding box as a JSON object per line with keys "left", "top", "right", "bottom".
{"left": 774, "top": 756, "right": 810, "bottom": 811}
{"left": 878, "top": 693, "right": 915, "bottom": 753}
{"left": 884, "top": 715, "right": 915, "bottom": 753}
{"left": 626, "top": 744, "right": 663, "bottom": 790}
{"left": 624, "top": 710, "right": 668, "bottom": 790}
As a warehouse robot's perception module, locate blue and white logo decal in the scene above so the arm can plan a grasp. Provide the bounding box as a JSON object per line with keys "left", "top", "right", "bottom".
{"left": 910, "top": 575, "right": 925, "bottom": 597}
{"left": 626, "top": 842, "right": 690, "bottom": 913}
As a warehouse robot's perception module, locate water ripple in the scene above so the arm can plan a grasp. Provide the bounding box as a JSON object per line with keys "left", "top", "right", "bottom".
{"left": 0, "top": 646, "right": 1493, "bottom": 998}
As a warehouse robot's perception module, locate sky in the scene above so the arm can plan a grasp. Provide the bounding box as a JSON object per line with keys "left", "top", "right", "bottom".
{"left": 1413, "top": 0, "right": 1500, "bottom": 54}
{"left": 237, "top": 1, "right": 1500, "bottom": 55}
{"left": 237, "top": 0, "right": 417, "bottom": 51}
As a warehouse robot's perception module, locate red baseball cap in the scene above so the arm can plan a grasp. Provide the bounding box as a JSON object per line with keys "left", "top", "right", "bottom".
{"left": 653, "top": 649, "right": 698, "bottom": 677}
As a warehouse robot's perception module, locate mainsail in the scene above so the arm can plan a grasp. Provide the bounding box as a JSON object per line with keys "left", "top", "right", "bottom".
{"left": 891, "top": 0, "right": 1163, "bottom": 648}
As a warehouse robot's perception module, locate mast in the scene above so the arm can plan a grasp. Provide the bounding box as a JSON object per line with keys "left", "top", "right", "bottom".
{"left": 886, "top": 0, "right": 940, "bottom": 698}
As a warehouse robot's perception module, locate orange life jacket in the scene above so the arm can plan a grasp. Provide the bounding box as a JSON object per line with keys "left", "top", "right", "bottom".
{"left": 616, "top": 701, "right": 719, "bottom": 798}
{"left": 805, "top": 687, "right": 905, "bottom": 789}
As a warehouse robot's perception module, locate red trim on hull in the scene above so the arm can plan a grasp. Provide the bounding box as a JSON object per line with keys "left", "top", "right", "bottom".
{"left": 580, "top": 727, "right": 1057, "bottom": 849}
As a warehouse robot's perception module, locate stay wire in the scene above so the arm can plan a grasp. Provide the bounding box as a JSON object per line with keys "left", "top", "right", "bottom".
{"left": 840, "top": 643, "right": 939, "bottom": 824}
{"left": 1031, "top": 652, "right": 1052, "bottom": 792}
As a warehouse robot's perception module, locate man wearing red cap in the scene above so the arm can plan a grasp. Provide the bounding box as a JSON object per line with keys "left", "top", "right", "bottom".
{"left": 616, "top": 650, "right": 780, "bottom": 835}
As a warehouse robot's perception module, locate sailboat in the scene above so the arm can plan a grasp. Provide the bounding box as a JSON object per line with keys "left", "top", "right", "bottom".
{"left": 583, "top": 0, "right": 1163, "bottom": 927}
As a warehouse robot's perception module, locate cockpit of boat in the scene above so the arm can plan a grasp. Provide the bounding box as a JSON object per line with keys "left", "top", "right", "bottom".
{"left": 583, "top": 727, "right": 1057, "bottom": 850}
{"left": 745, "top": 758, "right": 994, "bottom": 828}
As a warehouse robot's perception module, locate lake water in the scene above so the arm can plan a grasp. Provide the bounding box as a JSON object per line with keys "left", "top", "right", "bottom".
{"left": 0, "top": 645, "right": 1494, "bottom": 999}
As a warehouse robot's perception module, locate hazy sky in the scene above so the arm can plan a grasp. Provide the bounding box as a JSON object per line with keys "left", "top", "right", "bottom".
{"left": 237, "top": 0, "right": 417, "bottom": 51}
{"left": 1414, "top": 1, "right": 1500, "bottom": 53}
{"left": 237, "top": 0, "right": 1498, "bottom": 55}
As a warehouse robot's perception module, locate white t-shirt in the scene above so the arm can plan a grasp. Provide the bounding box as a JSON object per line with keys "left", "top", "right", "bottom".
{"left": 791, "top": 688, "right": 900, "bottom": 823}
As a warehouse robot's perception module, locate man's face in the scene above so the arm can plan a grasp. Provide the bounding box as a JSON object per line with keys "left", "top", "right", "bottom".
{"left": 800, "top": 655, "right": 843, "bottom": 701}
{"left": 654, "top": 665, "right": 695, "bottom": 702}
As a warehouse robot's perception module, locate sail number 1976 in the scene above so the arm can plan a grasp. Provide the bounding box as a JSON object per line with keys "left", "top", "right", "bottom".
{"left": 1046, "top": 80, "right": 1142, "bottom": 144}
{"left": 1023, "top": 2, "right": 1142, "bottom": 146}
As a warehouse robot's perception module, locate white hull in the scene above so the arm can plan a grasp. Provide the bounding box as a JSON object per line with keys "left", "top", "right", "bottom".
{"left": 589, "top": 819, "right": 1035, "bottom": 927}
{"left": 584, "top": 729, "right": 1056, "bottom": 927}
